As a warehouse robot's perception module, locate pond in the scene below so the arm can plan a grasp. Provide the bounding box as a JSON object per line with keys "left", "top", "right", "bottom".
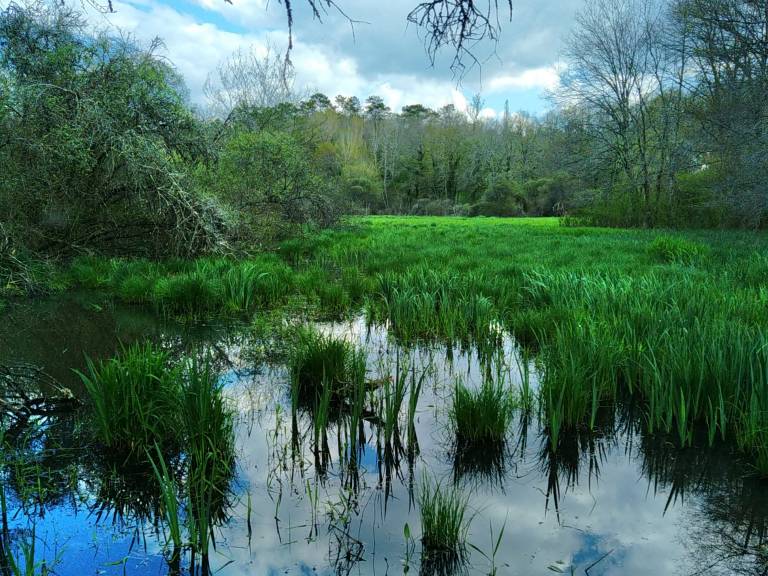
{"left": 1, "top": 294, "right": 767, "bottom": 576}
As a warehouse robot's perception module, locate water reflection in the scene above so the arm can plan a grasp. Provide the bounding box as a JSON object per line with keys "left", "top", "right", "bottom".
{"left": 1, "top": 298, "right": 768, "bottom": 574}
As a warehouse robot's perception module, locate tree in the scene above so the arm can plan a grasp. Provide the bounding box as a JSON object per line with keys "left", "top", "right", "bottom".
{"left": 674, "top": 0, "right": 768, "bottom": 225}
{"left": 559, "top": 0, "right": 688, "bottom": 226}
{"left": 0, "top": 2, "right": 219, "bottom": 257}
{"left": 204, "top": 42, "right": 298, "bottom": 119}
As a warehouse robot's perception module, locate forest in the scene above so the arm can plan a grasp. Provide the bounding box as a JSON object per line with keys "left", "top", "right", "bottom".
{"left": 2, "top": 0, "right": 767, "bottom": 289}
{"left": 2, "top": 1, "right": 768, "bottom": 575}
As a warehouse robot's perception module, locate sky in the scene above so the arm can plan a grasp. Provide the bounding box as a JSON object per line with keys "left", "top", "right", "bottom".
{"left": 79, "top": 0, "right": 584, "bottom": 116}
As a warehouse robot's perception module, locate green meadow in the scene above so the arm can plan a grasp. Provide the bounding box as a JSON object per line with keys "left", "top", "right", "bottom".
{"left": 61, "top": 216, "right": 768, "bottom": 475}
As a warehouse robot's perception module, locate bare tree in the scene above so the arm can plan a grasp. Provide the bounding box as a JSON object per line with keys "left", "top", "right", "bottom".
{"left": 407, "top": 0, "right": 513, "bottom": 74}
{"left": 203, "top": 42, "right": 299, "bottom": 119}
{"left": 91, "top": 0, "right": 514, "bottom": 76}
{"left": 558, "top": 0, "right": 687, "bottom": 226}
{"left": 673, "top": 0, "right": 768, "bottom": 226}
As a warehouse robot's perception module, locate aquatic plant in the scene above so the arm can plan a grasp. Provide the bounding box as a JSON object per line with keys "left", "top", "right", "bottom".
{"left": 77, "top": 342, "right": 183, "bottom": 459}
{"left": 181, "top": 356, "right": 236, "bottom": 547}
{"left": 288, "top": 328, "right": 367, "bottom": 408}
{"left": 450, "top": 378, "right": 514, "bottom": 448}
{"left": 418, "top": 476, "right": 471, "bottom": 561}
{"left": 153, "top": 272, "right": 224, "bottom": 317}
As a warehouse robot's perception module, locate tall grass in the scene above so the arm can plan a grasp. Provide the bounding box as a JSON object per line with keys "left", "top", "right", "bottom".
{"left": 68, "top": 217, "right": 768, "bottom": 475}
{"left": 68, "top": 256, "right": 295, "bottom": 318}
{"left": 289, "top": 328, "right": 367, "bottom": 409}
{"left": 181, "top": 356, "right": 236, "bottom": 565}
{"left": 77, "top": 343, "right": 183, "bottom": 459}
{"left": 450, "top": 378, "right": 514, "bottom": 449}
{"left": 418, "top": 476, "right": 471, "bottom": 562}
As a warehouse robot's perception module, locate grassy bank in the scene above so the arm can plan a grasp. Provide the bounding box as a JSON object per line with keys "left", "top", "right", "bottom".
{"left": 57, "top": 216, "right": 768, "bottom": 474}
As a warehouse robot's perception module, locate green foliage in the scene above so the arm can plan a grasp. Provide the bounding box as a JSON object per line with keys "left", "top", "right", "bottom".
{"left": 648, "top": 235, "right": 709, "bottom": 265}
{"left": 418, "top": 477, "right": 471, "bottom": 559}
{"left": 288, "top": 328, "right": 367, "bottom": 407}
{"left": 153, "top": 272, "right": 224, "bottom": 317}
{"left": 180, "top": 357, "right": 236, "bottom": 545}
{"left": 0, "top": 3, "right": 218, "bottom": 259}
{"left": 210, "top": 130, "right": 335, "bottom": 242}
{"left": 77, "top": 342, "right": 183, "bottom": 459}
{"left": 450, "top": 379, "right": 515, "bottom": 448}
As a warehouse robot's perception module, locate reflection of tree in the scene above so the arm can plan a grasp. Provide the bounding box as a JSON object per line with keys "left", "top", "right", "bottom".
{"left": 537, "top": 405, "right": 618, "bottom": 521}
{"left": 637, "top": 431, "right": 768, "bottom": 576}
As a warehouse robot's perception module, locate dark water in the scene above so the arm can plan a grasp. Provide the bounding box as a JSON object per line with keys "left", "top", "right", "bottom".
{"left": 1, "top": 295, "right": 768, "bottom": 575}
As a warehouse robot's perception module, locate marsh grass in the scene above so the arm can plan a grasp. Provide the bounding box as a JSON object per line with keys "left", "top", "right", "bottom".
{"left": 69, "top": 256, "right": 295, "bottom": 318}
{"left": 181, "top": 357, "right": 236, "bottom": 537}
{"left": 289, "top": 328, "right": 367, "bottom": 410}
{"left": 450, "top": 379, "right": 514, "bottom": 449}
{"left": 77, "top": 342, "right": 183, "bottom": 459}
{"left": 142, "top": 355, "right": 236, "bottom": 572}
{"left": 418, "top": 476, "right": 471, "bottom": 564}
{"left": 66, "top": 218, "right": 768, "bottom": 474}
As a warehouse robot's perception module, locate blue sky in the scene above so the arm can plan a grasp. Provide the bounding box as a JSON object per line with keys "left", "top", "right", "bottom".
{"left": 80, "top": 0, "right": 584, "bottom": 117}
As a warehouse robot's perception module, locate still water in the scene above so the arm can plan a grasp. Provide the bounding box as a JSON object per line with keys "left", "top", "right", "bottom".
{"left": 1, "top": 293, "right": 767, "bottom": 575}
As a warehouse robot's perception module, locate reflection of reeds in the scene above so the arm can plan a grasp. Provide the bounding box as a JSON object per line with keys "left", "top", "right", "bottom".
{"left": 80, "top": 345, "right": 235, "bottom": 575}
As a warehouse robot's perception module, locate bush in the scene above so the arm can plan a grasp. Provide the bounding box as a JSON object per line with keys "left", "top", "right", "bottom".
{"left": 0, "top": 3, "right": 221, "bottom": 258}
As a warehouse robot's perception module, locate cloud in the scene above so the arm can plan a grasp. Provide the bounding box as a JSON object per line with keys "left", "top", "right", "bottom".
{"left": 76, "top": 0, "right": 580, "bottom": 115}
{"left": 487, "top": 66, "right": 561, "bottom": 92}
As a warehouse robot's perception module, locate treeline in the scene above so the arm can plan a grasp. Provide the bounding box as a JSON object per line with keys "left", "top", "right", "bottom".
{"left": 1, "top": 0, "right": 767, "bottom": 273}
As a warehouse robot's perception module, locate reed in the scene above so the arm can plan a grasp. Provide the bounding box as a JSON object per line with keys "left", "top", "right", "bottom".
{"left": 418, "top": 476, "right": 471, "bottom": 560}
{"left": 289, "top": 328, "right": 367, "bottom": 408}
{"left": 77, "top": 342, "right": 184, "bottom": 459}
{"left": 450, "top": 378, "right": 514, "bottom": 449}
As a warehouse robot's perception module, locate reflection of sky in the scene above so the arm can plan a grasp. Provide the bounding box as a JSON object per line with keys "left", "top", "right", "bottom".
{"left": 0, "top": 313, "right": 754, "bottom": 575}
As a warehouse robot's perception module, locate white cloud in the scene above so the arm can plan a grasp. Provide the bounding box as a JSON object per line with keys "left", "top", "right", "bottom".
{"left": 487, "top": 66, "right": 561, "bottom": 92}
{"left": 76, "top": 0, "right": 575, "bottom": 115}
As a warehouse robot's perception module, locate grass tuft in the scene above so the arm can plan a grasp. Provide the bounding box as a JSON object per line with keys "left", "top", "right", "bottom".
{"left": 418, "top": 476, "right": 471, "bottom": 561}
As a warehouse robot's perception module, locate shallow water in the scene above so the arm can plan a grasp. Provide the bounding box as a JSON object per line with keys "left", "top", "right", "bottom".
{"left": 1, "top": 295, "right": 767, "bottom": 575}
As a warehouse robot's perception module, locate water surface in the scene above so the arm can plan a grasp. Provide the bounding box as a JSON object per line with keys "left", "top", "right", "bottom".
{"left": 1, "top": 295, "right": 766, "bottom": 575}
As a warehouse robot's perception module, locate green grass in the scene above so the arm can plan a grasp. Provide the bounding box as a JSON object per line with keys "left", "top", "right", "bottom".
{"left": 77, "top": 342, "right": 184, "bottom": 459}
{"left": 181, "top": 356, "right": 236, "bottom": 564}
{"left": 450, "top": 378, "right": 515, "bottom": 448}
{"left": 418, "top": 476, "right": 472, "bottom": 561}
{"left": 67, "top": 255, "right": 294, "bottom": 318}
{"left": 82, "top": 346, "right": 236, "bottom": 570}
{"left": 65, "top": 216, "right": 768, "bottom": 474}
{"left": 648, "top": 234, "right": 710, "bottom": 264}
{"left": 288, "top": 328, "right": 367, "bottom": 409}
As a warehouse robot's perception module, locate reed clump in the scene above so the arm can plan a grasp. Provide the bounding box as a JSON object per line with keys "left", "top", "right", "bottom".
{"left": 288, "top": 328, "right": 367, "bottom": 408}
{"left": 450, "top": 378, "right": 514, "bottom": 449}
{"left": 418, "top": 476, "right": 471, "bottom": 562}
{"left": 77, "top": 342, "right": 184, "bottom": 459}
